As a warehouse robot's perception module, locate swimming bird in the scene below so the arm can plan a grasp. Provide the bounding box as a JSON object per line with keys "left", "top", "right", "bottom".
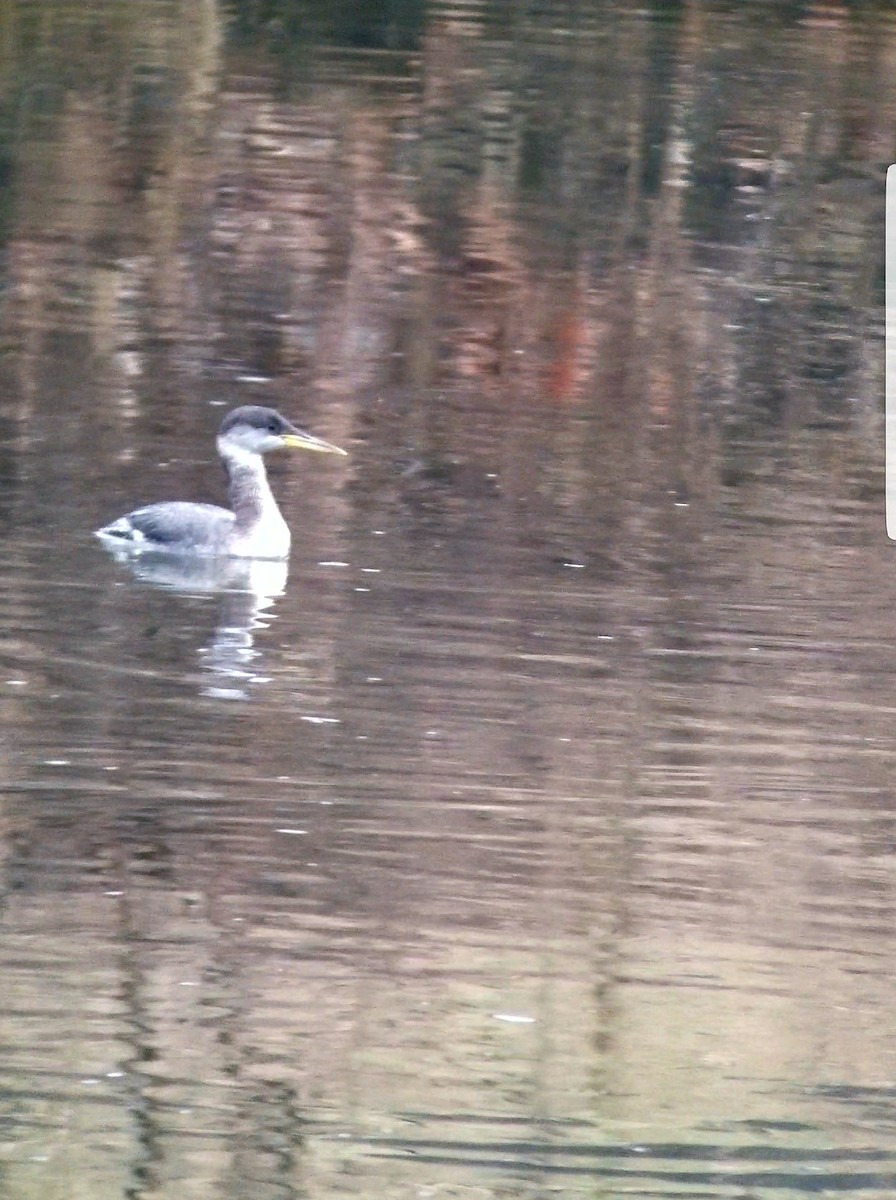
{"left": 95, "top": 405, "right": 346, "bottom": 559}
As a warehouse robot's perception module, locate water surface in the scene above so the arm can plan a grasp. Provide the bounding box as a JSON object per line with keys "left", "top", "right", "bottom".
{"left": 0, "top": 2, "right": 894, "bottom": 1197}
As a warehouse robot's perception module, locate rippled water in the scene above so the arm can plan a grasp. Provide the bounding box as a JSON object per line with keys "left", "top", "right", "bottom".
{"left": 0, "top": 2, "right": 894, "bottom": 1197}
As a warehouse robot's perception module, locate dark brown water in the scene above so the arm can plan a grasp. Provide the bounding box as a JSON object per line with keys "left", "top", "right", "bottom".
{"left": 0, "top": 2, "right": 894, "bottom": 1197}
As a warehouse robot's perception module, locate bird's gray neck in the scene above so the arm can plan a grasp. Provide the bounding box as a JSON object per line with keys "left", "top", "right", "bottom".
{"left": 218, "top": 439, "right": 282, "bottom": 533}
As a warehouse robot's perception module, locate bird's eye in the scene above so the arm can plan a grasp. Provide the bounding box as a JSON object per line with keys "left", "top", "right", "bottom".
{"left": 267, "top": 418, "right": 279, "bottom": 433}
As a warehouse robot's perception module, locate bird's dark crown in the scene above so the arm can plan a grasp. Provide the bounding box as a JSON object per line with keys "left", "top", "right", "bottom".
{"left": 219, "top": 406, "right": 291, "bottom": 437}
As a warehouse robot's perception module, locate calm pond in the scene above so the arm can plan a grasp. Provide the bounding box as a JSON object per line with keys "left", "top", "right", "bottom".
{"left": 0, "top": 2, "right": 894, "bottom": 1197}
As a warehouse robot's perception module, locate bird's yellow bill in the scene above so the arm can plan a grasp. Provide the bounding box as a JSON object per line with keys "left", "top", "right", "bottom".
{"left": 282, "top": 431, "right": 347, "bottom": 455}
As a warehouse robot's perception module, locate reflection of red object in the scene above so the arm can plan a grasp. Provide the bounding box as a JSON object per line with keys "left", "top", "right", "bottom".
{"left": 547, "top": 309, "right": 582, "bottom": 402}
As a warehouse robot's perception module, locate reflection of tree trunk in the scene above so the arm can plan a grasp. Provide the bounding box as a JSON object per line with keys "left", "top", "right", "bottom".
{"left": 145, "top": 0, "right": 222, "bottom": 332}
{"left": 4, "top": 1, "right": 224, "bottom": 440}
{"left": 643, "top": 0, "right": 701, "bottom": 501}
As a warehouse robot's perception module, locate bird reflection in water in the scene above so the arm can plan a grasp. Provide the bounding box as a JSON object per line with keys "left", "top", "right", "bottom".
{"left": 102, "top": 548, "right": 290, "bottom": 699}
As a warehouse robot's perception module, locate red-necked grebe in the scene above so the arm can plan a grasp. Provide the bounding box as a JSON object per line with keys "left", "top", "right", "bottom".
{"left": 95, "top": 405, "right": 346, "bottom": 559}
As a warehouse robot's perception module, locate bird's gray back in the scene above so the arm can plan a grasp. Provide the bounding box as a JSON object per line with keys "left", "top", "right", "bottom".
{"left": 99, "top": 501, "right": 235, "bottom": 554}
